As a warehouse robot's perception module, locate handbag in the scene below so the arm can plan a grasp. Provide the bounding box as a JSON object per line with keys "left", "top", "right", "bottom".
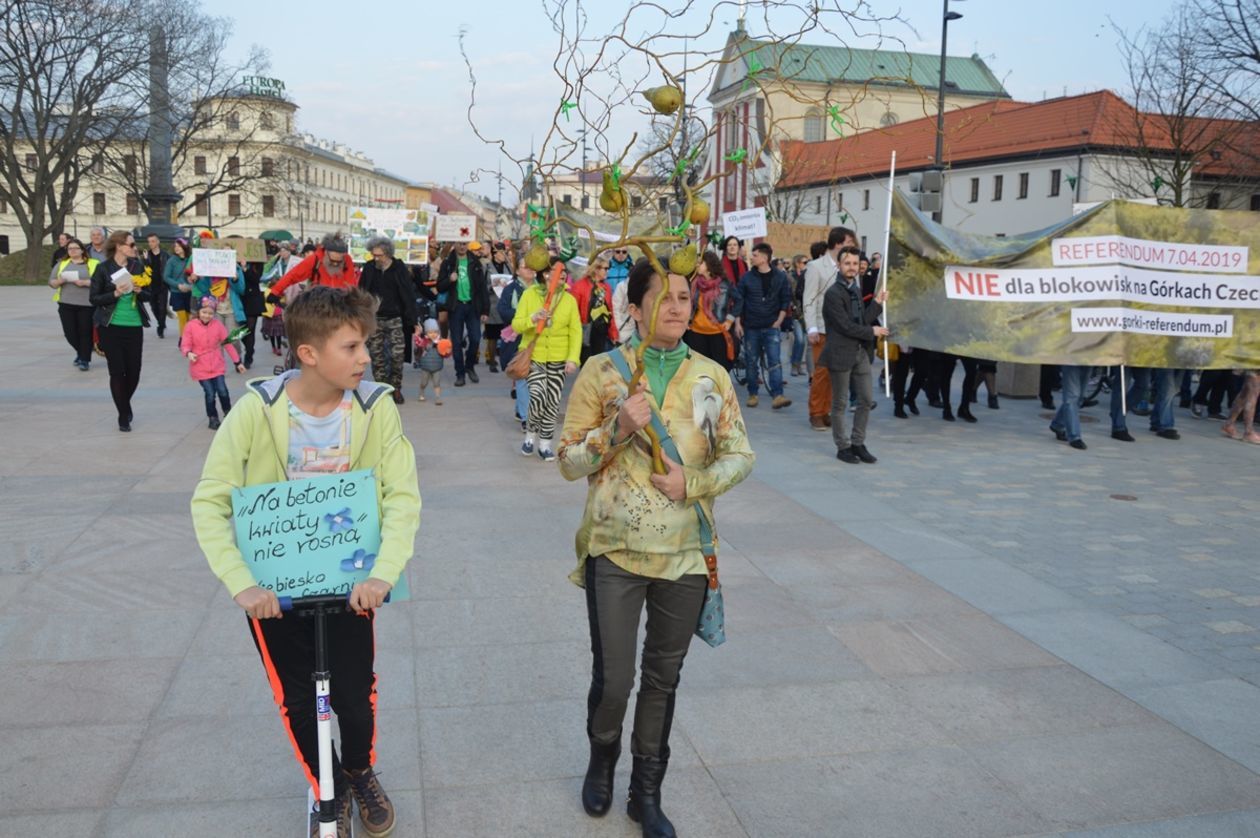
{"left": 505, "top": 338, "right": 534, "bottom": 380}
{"left": 875, "top": 335, "right": 899, "bottom": 362}
{"left": 608, "top": 350, "right": 726, "bottom": 647}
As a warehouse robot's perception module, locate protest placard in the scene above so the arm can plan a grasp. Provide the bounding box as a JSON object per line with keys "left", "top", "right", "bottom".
{"left": 191, "top": 247, "right": 238, "bottom": 278}
{"left": 231, "top": 470, "right": 411, "bottom": 601}
{"left": 347, "top": 206, "right": 430, "bottom": 265}
{"left": 201, "top": 237, "right": 268, "bottom": 263}
{"left": 765, "top": 221, "right": 832, "bottom": 259}
{"left": 433, "top": 214, "right": 478, "bottom": 242}
{"left": 721, "top": 207, "right": 768, "bottom": 240}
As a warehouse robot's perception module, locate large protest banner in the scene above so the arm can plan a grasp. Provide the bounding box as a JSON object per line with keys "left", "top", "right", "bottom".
{"left": 887, "top": 191, "right": 1260, "bottom": 368}
{"left": 765, "top": 221, "right": 831, "bottom": 259}
{"left": 348, "top": 206, "right": 431, "bottom": 265}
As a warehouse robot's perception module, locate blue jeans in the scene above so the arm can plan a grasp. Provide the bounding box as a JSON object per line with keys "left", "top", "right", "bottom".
{"left": 1127, "top": 367, "right": 1151, "bottom": 406}
{"left": 743, "top": 327, "right": 784, "bottom": 397}
{"left": 1150, "top": 368, "right": 1178, "bottom": 431}
{"left": 1051, "top": 365, "right": 1090, "bottom": 441}
{"left": 789, "top": 320, "right": 806, "bottom": 366}
{"left": 199, "top": 375, "right": 230, "bottom": 418}
{"left": 449, "top": 302, "right": 482, "bottom": 377}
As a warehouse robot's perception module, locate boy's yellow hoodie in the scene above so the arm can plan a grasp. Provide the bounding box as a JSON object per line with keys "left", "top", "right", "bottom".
{"left": 191, "top": 371, "right": 421, "bottom": 598}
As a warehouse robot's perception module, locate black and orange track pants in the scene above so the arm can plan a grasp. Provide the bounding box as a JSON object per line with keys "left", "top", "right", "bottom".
{"left": 248, "top": 610, "right": 379, "bottom": 798}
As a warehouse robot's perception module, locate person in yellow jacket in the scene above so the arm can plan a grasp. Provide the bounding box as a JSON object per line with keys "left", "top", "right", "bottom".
{"left": 190, "top": 286, "right": 419, "bottom": 837}
{"left": 511, "top": 259, "right": 582, "bottom": 461}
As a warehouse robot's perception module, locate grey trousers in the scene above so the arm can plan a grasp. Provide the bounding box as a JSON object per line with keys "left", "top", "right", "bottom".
{"left": 830, "top": 352, "right": 874, "bottom": 449}
{"left": 585, "top": 556, "right": 707, "bottom": 759}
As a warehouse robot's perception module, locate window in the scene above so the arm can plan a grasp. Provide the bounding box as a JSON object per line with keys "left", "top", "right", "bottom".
{"left": 993, "top": 175, "right": 1003, "bottom": 201}
{"left": 969, "top": 177, "right": 979, "bottom": 203}
{"left": 229, "top": 194, "right": 241, "bottom": 216}
{"left": 815, "top": 195, "right": 822, "bottom": 214}
{"left": 195, "top": 193, "right": 208, "bottom": 215}
{"left": 632, "top": 195, "right": 644, "bottom": 209}
{"left": 261, "top": 157, "right": 274, "bottom": 177}
{"left": 91, "top": 157, "right": 104, "bottom": 175}
{"left": 25, "top": 153, "right": 37, "bottom": 170}
{"left": 285, "top": 115, "right": 292, "bottom": 133}
{"left": 0, "top": 199, "right": 6, "bottom": 213}
{"left": 262, "top": 195, "right": 275, "bottom": 217}
{"left": 227, "top": 156, "right": 240, "bottom": 176}
{"left": 126, "top": 193, "right": 138, "bottom": 214}
{"left": 1050, "top": 168, "right": 1062, "bottom": 197}
{"left": 194, "top": 156, "right": 207, "bottom": 175}
{"left": 226, "top": 111, "right": 240, "bottom": 130}
{"left": 861, "top": 235, "right": 868, "bottom": 251}
{"left": 260, "top": 111, "right": 274, "bottom": 130}
{"left": 803, "top": 108, "right": 823, "bottom": 143}
{"left": 1206, "top": 191, "right": 1221, "bottom": 209}
{"left": 659, "top": 196, "right": 668, "bottom": 212}
{"left": 581, "top": 194, "right": 590, "bottom": 210}
{"left": 863, "top": 189, "right": 871, "bottom": 210}
{"left": 93, "top": 192, "right": 106, "bottom": 214}
{"left": 1251, "top": 194, "right": 1260, "bottom": 211}
{"left": 835, "top": 192, "right": 844, "bottom": 210}
{"left": 124, "top": 155, "right": 137, "bottom": 177}
{"left": 562, "top": 193, "right": 571, "bottom": 205}
{"left": 1018, "top": 172, "right": 1029, "bottom": 199}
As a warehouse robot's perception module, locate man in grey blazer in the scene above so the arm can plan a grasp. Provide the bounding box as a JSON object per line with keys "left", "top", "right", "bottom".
{"left": 822, "top": 246, "right": 888, "bottom": 463}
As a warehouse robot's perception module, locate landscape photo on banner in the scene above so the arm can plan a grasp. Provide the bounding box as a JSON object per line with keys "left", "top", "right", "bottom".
{"left": 231, "top": 469, "right": 411, "bottom": 602}
{"left": 886, "top": 192, "right": 1260, "bottom": 369}
{"left": 347, "top": 206, "right": 431, "bottom": 265}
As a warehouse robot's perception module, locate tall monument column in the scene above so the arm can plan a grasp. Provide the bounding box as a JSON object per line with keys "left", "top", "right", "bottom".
{"left": 140, "top": 26, "right": 184, "bottom": 241}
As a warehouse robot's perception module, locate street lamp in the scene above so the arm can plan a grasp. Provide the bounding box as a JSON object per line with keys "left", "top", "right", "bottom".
{"left": 932, "top": 0, "right": 963, "bottom": 223}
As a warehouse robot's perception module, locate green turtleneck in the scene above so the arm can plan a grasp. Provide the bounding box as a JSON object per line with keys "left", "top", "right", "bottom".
{"left": 629, "top": 334, "right": 688, "bottom": 407}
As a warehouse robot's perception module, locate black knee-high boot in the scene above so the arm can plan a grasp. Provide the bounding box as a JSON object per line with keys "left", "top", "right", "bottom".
{"left": 627, "top": 755, "right": 675, "bottom": 838}
{"left": 581, "top": 738, "right": 621, "bottom": 817}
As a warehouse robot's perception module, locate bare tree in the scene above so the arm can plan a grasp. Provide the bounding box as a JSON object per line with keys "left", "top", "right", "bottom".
{"left": 0, "top": 0, "right": 150, "bottom": 280}
{"left": 1102, "top": 7, "right": 1251, "bottom": 207}
{"left": 636, "top": 111, "right": 710, "bottom": 215}
{"left": 94, "top": 1, "right": 276, "bottom": 222}
{"left": 1194, "top": 0, "right": 1260, "bottom": 123}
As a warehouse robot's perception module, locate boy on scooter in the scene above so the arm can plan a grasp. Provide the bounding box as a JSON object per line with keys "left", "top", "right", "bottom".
{"left": 192, "top": 286, "right": 420, "bottom": 837}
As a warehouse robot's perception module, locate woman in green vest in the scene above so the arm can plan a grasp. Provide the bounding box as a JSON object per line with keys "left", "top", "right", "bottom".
{"left": 49, "top": 237, "right": 97, "bottom": 370}
{"left": 89, "top": 230, "right": 151, "bottom": 432}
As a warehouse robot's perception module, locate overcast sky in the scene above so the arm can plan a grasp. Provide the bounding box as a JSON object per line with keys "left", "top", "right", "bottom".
{"left": 213, "top": 0, "right": 1180, "bottom": 201}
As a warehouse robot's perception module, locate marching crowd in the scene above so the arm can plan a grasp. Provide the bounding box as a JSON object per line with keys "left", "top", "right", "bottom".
{"left": 49, "top": 224, "right": 1260, "bottom": 453}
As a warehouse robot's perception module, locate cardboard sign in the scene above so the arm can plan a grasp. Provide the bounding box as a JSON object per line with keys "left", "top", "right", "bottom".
{"left": 191, "top": 247, "right": 238, "bottom": 278}
{"left": 348, "top": 206, "right": 431, "bottom": 265}
{"left": 721, "top": 207, "right": 768, "bottom": 241}
{"left": 433, "top": 214, "right": 478, "bottom": 243}
{"left": 201, "top": 237, "right": 268, "bottom": 263}
{"left": 765, "top": 221, "right": 832, "bottom": 261}
{"left": 231, "top": 470, "right": 411, "bottom": 602}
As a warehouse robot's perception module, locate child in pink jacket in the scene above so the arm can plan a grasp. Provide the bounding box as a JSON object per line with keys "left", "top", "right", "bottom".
{"left": 181, "top": 295, "right": 245, "bottom": 429}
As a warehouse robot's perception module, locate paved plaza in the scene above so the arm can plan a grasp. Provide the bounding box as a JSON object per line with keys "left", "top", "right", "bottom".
{"left": 2, "top": 285, "right": 1259, "bottom": 837}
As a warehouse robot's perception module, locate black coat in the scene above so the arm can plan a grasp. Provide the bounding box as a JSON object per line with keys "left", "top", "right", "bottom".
{"left": 436, "top": 251, "right": 489, "bottom": 316}
{"left": 241, "top": 263, "right": 266, "bottom": 318}
{"left": 89, "top": 257, "right": 152, "bottom": 328}
{"left": 821, "top": 278, "right": 882, "bottom": 370}
{"left": 360, "top": 259, "right": 418, "bottom": 325}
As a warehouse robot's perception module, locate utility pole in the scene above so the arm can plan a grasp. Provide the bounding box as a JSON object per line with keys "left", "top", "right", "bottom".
{"left": 931, "top": 0, "right": 963, "bottom": 223}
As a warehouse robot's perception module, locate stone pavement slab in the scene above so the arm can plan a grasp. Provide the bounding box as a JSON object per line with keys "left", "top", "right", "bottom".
{"left": 3, "top": 286, "right": 1260, "bottom": 837}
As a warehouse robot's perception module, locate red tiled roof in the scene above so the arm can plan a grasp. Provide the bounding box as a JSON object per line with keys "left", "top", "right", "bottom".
{"left": 429, "top": 188, "right": 479, "bottom": 216}
{"left": 778, "top": 90, "right": 1258, "bottom": 188}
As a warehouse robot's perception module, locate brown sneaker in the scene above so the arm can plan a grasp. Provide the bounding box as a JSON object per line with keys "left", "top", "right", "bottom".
{"left": 746, "top": 395, "right": 759, "bottom": 408}
{"left": 772, "top": 395, "right": 792, "bottom": 409}
{"left": 809, "top": 415, "right": 827, "bottom": 431}
{"left": 345, "top": 766, "right": 396, "bottom": 837}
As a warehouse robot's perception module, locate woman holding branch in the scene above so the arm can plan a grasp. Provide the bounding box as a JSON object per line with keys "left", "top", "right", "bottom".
{"left": 510, "top": 259, "right": 582, "bottom": 461}
{"left": 558, "top": 257, "right": 754, "bottom": 838}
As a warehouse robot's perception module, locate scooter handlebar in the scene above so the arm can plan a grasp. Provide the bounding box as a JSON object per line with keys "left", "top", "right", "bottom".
{"left": 278, "top": 592, "right": 392, "bottom": 612}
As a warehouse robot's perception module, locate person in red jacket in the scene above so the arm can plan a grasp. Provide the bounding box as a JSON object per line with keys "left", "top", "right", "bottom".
{"left": 570, "top": 257, "right": 617, "bottom": 365}
{"left": 266, "top": 232, "right": 359, "bottom": 303}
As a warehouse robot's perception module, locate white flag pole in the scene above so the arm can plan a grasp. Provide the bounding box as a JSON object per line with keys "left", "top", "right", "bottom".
{"left": 1120, "top": 364, "right": 1127, "bottom": 415}
{"left": 879, "top": 151, "right": 897, "bottom": 398}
